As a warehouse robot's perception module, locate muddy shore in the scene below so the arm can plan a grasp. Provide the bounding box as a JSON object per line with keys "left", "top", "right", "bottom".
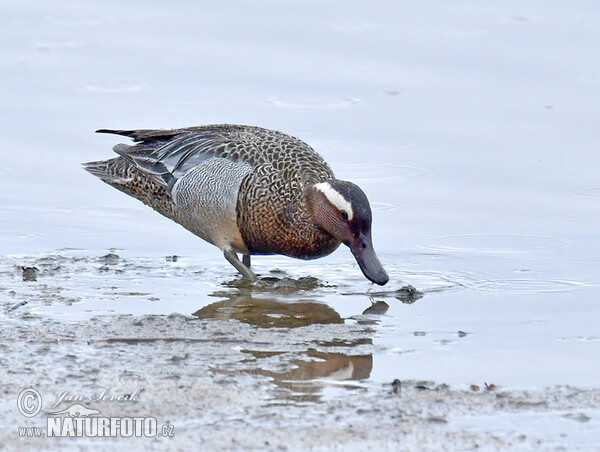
{"left": 3, "top": 286, "right": 599, "bottom": 451}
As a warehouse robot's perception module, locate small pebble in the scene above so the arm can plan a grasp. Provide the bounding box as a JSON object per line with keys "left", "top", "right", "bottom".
{"left": 22, "top": 266, "right": 38, "bottom": 282}
{"left": 99, "top": 253, "right": 120, "bottom": 263}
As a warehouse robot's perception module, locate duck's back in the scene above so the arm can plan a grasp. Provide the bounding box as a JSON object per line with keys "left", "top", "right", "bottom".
{"left": 100, "top": 125, "right": 331, "bottom": 177}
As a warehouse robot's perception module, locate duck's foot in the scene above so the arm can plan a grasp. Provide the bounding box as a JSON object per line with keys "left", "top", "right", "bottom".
{"left": 224, "top": 248, "right": 257, "bottom": 281}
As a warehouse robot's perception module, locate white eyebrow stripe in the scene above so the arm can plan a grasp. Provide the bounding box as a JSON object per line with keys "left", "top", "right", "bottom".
{"left": 314, "top": 182, "right": 354, "bottom": 220}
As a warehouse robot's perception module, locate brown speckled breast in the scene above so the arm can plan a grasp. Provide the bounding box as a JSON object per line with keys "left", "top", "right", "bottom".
{"left": 237, "top": 169, "right": 340, "bottom": 258}
{"left": 235, "top": 137, "right": 340, "bottom": 259}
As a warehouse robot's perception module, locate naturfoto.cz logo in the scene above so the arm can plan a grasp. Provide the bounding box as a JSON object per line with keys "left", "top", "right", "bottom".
{"left": 17, "top": 387, "right": 175, "bottom": 438}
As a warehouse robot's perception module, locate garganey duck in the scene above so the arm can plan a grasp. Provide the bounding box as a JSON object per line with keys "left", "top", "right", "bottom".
{"left": 84, "top": 125, "right": 389, "bottom": 285}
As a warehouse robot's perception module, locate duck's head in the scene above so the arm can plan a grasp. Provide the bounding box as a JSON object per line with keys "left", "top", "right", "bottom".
{"left": 307, "top": 180, "right": 389, "bottom": 285}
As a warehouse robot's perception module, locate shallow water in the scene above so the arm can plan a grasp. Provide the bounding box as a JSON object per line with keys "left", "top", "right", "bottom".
{"left": 2, "top": 0, "right": 600, "bottom": 449}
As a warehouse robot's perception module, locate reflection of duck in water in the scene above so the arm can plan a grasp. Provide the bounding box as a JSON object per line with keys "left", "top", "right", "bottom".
{"left": 244, "top": 349, "right": 373, "bottom": 396}
{"left": 193, "top": 295, "right": 343, "bottom": 328}
{"left": 194, "top": 294, "right": 375, "bottom": 397}
{"left": 85, "top": 125, "right": 388, "bottom": 284}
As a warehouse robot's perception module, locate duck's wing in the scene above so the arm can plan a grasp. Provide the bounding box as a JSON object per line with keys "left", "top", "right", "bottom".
{"left": 97, "top": 125, "right": 333, "bottom": 188}
{"left": 97, "top": 125, "right": 244, "bottom": 187}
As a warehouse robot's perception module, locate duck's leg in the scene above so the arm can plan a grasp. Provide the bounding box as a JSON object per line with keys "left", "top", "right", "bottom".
{"left": 224, "top": 247, "right": 257, "bottom": 280}
{"left": 242, "top": 254, "right": 251, "bottom": 268}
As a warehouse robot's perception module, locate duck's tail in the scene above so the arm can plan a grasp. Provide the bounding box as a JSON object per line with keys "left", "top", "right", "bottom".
{"left": 83, "top": 157, "right": 182, "bottom": 223}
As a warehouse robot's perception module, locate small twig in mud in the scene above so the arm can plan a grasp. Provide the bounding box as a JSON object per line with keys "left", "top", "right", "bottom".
{"left": 6, "top": 300, "right": 28, "bottom": 313}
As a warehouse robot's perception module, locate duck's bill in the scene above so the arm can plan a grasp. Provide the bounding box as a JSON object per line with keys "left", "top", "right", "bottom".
{"left": 350, "top": 234, "right": 389, "bottom": 286}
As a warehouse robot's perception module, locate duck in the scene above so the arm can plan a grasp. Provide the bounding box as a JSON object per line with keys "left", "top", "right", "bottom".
{"left": 84, "top": 124, "right": 389, "bottom": 285}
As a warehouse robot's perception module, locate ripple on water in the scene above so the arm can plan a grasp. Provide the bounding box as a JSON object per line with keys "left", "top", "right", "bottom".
{"left": 0, "top": 231, "right": 42, "bottom": 241}
{"left": 348, "top": 268, "right": 489, "bottom": 295}
{"left": 539, "top": 208, "right": 600, "bottom": 224}
{"left": 80, "top": 81, "right": 148, "bottom": 93}
{"left": 399, "top": 269, "right": 488, "bottom": 293}
{"left": 394, "top": 270, "right": 595, "bottom": 296}
{"left": 34, "top": 41, "right": 84, "bottom": 51}
{"left": 370, "top": 201, "right": 405, "bottom": 212}
{"left": 420, "top": 233, "right": 575, "bottom": 254}
{"left": 340, "top": 162, "right": 430, "bottom": 183}
{"left": 328, "top": 21, "right": 377, "bottom": 32}
{"left": 46, "top": 16, "right": 112, "bottom": 27}
{"left": 266, "top": 96, "right": 361, "bottom": 109}
{"left": 570, "top": 186, "right": 600, "bottom": 199}
{"left": 472, "top": 278, "right": 593, "bottom": 294}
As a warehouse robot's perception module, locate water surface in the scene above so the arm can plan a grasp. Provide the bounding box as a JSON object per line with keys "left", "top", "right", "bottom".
{"left": 1, "top": 1, "right": 599, "bottom": 449}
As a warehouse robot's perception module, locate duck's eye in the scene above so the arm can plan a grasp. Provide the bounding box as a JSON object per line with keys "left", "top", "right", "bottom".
{"left": 340, "top": 210, "right": 349, "bottom": 221}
